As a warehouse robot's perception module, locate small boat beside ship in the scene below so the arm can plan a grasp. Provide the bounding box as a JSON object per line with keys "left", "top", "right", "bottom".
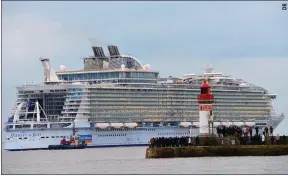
{"left": 48, "top": 142, "right": 87, "bottom": 150}
{"left": 48, "top": 124, "right": 87, "bottom": 150}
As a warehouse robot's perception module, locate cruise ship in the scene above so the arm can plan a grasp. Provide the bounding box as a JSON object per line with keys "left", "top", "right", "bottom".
{"left": 3, "top": 45, "right": 285, "bottom": 151}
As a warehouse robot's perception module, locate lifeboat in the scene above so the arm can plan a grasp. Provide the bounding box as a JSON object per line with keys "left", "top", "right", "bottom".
{"left": 95, "top": 123, "right": 109, "bottom": 129}
{"left": 213, "top": 122, "right": 221, "bottom": 127}
{"left": 124, "top": 123, "right": 137, "bottom": 128}
{"left": 244, "top": 122, "right": 255, "bottom": 127}
{"left": 110, "top": 123, "right": 123, "bottom": 129}
{"left": 233, "top": 122, "right": 244, "bottom": 126}
{"left": 221, "top": 122, "right": 232, "bottom": 127}
{"left": 136, "top": 122, "right": 143, "bottom": 127}
{"left": 179, "top": 122, "right": 192, "bottom": 128}
{"left": 227, "top": 122, "right": 234, "bottom": 126}
{"left": 193, "top": 122, "right": 199, "bottom": 127}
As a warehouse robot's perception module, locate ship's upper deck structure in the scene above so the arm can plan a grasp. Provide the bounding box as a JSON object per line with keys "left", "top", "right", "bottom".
{"left": 9, "top": 44, "right": 284, "bottom": 125}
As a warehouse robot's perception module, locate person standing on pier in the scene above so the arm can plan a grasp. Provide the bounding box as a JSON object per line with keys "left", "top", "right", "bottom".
{"left": 261, "top": 132, "right": 266, "bottom": 145}
{"left": 217, "top": 126, "right": 221, "bottom": 137}
{"left": 222, "top": 126, "right": 227, "bottom": 137}
{"left": 255, "top": 126, "right": 259, "bottom": 136}
{"left": 262, "top": 127, "right": 266, "bottom": 136}
{"left": 265, "top": 127, "right": 269, "bottom": 136}
{"left": 249, "top": 127, "right": 253, "bottom": 137}
{"left": 269, "top": 126, "right": 274, "bottom": 136}
{"left": 243, "top": 126, "right": 248, "bottom": 137}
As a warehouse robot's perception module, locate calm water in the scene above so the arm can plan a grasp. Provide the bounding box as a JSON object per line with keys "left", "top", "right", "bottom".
{"left": 2, "top": 147, "right": 288, "bottom": 174}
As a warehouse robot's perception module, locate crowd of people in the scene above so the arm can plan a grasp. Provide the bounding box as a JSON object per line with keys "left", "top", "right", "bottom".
{"left": 149, "top": 125, "right": 286, "bottom": 148}
{"left": 149, "top": 136, "right": 197, "bottom": 148}
{"left": 216, "top": 125, "right": 274, "bottom": 138}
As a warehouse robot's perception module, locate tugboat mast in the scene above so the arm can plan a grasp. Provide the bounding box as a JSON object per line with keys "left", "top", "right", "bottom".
{"left": 72, "top": 121, "right": 76, "bottom": 136}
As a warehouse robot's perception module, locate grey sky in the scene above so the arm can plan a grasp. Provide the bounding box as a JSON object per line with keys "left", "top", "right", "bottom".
{"left": 2, "top": 1, "right": 288, "bottom": 134}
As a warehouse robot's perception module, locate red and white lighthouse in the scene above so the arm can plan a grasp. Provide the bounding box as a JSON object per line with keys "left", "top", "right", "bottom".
{"left": 197, "top": 79, "right": 214, "bottom": 135}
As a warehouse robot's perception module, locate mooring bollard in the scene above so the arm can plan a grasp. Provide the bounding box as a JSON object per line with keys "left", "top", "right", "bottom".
{"left": 145, "top": 148, "right": 150, "bottom": 158}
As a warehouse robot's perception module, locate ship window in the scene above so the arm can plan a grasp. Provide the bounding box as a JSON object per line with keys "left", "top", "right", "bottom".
{"left": 52, "top": 136, "right": 55, "bottom": 138}
{"left": 19, "top": 138, "right": 22, "bottom": 140}
{"left": 41, "top": 137, "right": 45, "bottom": 138}
{"left": 23, "top": 125, "right": 31, "bottom": 128}
{"left": 33, "top": 124, "right": 48, "bottom": 128}
{"left": 24, "top": 137, "right": 27, "bottom": 139}
{"left": 15, "top": 125, "right": 22, "bottom": 129}
{"left": 6, "top": 125, "right": 13, "bottom": 130}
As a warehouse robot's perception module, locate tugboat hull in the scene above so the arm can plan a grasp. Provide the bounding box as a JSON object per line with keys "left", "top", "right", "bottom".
{"left": 48, "top": 144, "right": 87, "bottom": 150}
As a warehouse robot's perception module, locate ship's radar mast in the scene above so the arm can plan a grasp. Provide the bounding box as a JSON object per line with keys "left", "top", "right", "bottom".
{"left": 205, "top": 64, "right": 214, "bottom": 73}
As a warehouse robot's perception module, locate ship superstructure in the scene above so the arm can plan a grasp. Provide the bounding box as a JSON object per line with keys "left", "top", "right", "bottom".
{"left": 3, "top": 45, "right": 285, "bottom": 151}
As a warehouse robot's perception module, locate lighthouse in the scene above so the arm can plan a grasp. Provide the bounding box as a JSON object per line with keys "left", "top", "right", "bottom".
{"left": 197, "top": 79, "right": 214, "bottom": 136}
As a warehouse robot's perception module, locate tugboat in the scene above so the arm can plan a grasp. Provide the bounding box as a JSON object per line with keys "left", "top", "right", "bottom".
{"left": 48, "top": 122, "right": 87, "bottom": 150}
{"left": 48, "top": 135, "right": 87, "bottom": 150}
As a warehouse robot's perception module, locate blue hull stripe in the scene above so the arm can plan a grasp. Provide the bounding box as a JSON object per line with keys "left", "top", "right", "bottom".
{"left": 5, "top": 144, "right": 149, "bottom": 151}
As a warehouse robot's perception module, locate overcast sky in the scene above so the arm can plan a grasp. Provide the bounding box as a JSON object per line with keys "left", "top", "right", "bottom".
{"left": 2, "top": 2, "right": 288, "bottom": 134}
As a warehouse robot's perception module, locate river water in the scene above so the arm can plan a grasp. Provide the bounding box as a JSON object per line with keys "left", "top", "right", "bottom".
{"left": 2, "top": 147, "right": 288, "bottom": 174}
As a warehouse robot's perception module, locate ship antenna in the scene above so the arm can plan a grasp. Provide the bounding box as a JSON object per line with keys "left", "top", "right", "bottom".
{"left": 205, "top": 64, "right": 213, "bottom": 73}
{"left": 205, "top": 76, "right": 208, "bottom": 83}
{"left": 73, "top": 121, "right": 76, "bottom": 136}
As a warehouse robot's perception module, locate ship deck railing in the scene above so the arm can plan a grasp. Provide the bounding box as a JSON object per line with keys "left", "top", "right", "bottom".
{"left": 17, "top": 80, "right": 265, "bottom": 92}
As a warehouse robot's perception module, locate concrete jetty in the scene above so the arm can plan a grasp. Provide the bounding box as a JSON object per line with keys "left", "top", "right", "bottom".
{"left": 145, "top": 136, "right": 288, "bottom": 159}
{"left": 146, "top": 145, "right": 288, "bottom": 158}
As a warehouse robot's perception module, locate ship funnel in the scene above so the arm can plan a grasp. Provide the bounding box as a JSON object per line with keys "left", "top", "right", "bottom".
{"left": 92, "top": 46, "right": 106, "bottom": 57}
{"left": 39, "top": 57, "right": 59, "bottom": 82}
{"left": 107, "top": 45, "right": 120, "bottom": 56}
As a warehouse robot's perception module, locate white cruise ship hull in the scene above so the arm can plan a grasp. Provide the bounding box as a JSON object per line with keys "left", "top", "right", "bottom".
{"left": 3, "top": 116, "right": 283, "bottom": 151}
{"left": 4, "top": 127, "right": 194, "bottom": 151}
